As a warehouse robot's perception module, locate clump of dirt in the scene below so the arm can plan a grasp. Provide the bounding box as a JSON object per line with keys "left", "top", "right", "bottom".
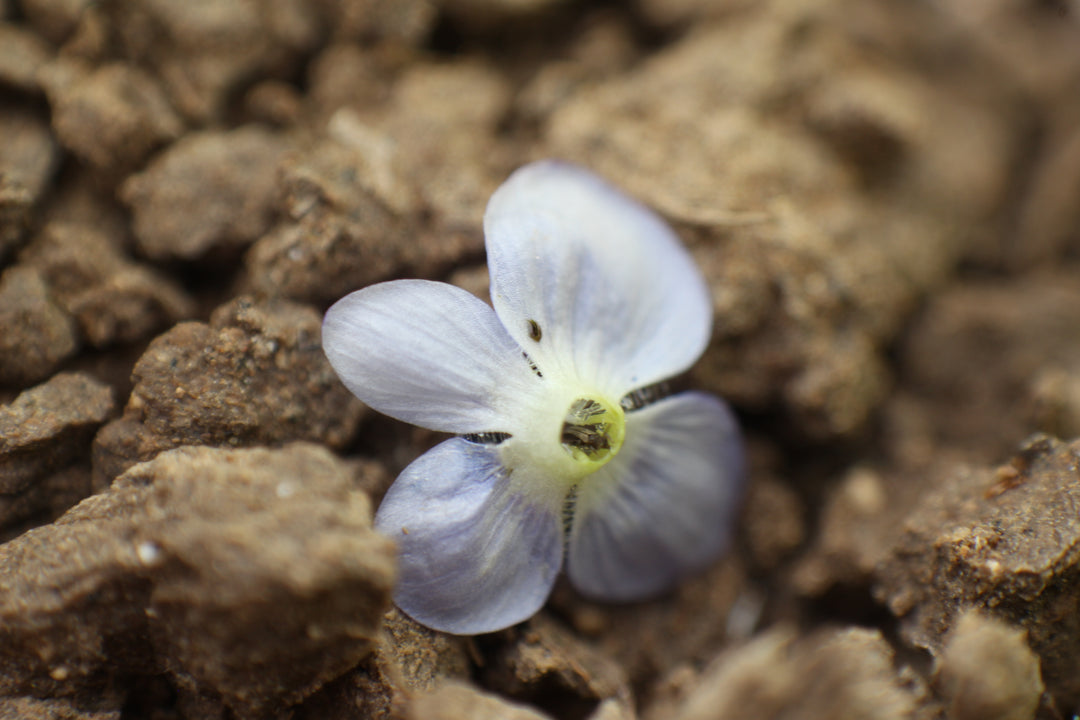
{"left": 0, "top": 443, "right": 395, "bottom": 717}
{"left": 93, "top": 295, "right": 365, "bottom": 486}
{"left": 1, "top": 0, "right": 1079, "bottom": 718}
{"left": 935, "top": 611, "right": 1044, "bottom": 720}
{"left": 876, "top": 435, "right": 1080, "bottom": 709}
{"left": 0, "top": 372, "right": 112, "bottom": 534}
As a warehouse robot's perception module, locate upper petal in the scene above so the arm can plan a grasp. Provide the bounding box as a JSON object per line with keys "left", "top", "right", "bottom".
{"left": 566, "top": 392, "right": 744, "bottom": 601}
{"left": 322, "top": 279, "right": 537, "bottom": 433}
{"left": 484, "top": 161, "right": 713, "bottom": 396}
{"left": 375, "top": 438, "right": 564, "bottom": 635}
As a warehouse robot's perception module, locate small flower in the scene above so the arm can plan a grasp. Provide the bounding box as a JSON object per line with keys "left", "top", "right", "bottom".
{"left": 323, "top": 161, "right": 744, "bottom": 635}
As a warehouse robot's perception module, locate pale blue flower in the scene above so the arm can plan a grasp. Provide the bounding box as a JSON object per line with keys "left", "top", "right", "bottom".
{"left": 322, "top": 161, "right": 744, "bottom": 635}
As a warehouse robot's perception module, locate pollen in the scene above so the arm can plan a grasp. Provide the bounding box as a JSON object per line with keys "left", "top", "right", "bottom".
{"left": 560, "top": 395, "right": 625, "bottom": 467}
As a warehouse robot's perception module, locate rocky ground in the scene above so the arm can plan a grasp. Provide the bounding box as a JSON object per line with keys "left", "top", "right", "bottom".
{"left": 1, "top": 0, "right": 1079, "bottom": 718}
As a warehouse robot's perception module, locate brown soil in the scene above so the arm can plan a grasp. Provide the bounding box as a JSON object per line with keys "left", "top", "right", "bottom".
{"left": 1, "top": 0, "right": 1079, "bottom": 718}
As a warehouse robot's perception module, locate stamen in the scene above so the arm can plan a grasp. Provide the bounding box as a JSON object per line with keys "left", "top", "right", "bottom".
{"left": 560, "top": 395, "right": 625, "bottom": 465}
{"left": 568, "top": 398, "right": 605, "bottom": 420}
{"left": 561, "top": 484, "right": 579, "bottom": 541}
{"left": 521, "top": 351, "right": 543, "bottom": 378}
{"left": 561, "top": 423, "right": 612, "bottom": 452}
{"left": 620, "top": 381, "right": 672, "bottom": 412}
{"left": 462, "top": 431, "right": 512, "bottom": 445}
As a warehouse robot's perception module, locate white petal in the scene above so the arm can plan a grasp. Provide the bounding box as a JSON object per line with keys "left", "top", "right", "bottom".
{"left": 484, "top": 161, "right": 713, "bottom": 396}
{"left": 322, "top": 279, "right": 537, "bottom": 433}
{"left": 375, "top": 438, "right": 564, "bottom": 635}
{"left": 566, "top": 392, "right": 744, "bottom": 601}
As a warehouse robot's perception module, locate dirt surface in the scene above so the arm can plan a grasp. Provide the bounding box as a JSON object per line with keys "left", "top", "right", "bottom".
{"left": 1, "top": 0, "right": 1079, "bottom": 718}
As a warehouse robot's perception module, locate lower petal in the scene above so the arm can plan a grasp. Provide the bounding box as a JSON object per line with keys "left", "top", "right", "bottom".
{"left": 566, "top": 392, "right": 744, "bottom": 601}
{"left": 375, "top": 438, "right": 564, "bottom": 635}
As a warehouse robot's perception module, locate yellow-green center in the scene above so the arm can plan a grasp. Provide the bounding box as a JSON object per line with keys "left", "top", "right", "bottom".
{"left": 560, "top": 396, "right": 625, "bottom": 469}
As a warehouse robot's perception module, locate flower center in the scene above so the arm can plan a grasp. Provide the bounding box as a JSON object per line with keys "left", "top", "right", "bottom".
{"left": 560, "top": 396, "right": 625, "bottom": 469}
